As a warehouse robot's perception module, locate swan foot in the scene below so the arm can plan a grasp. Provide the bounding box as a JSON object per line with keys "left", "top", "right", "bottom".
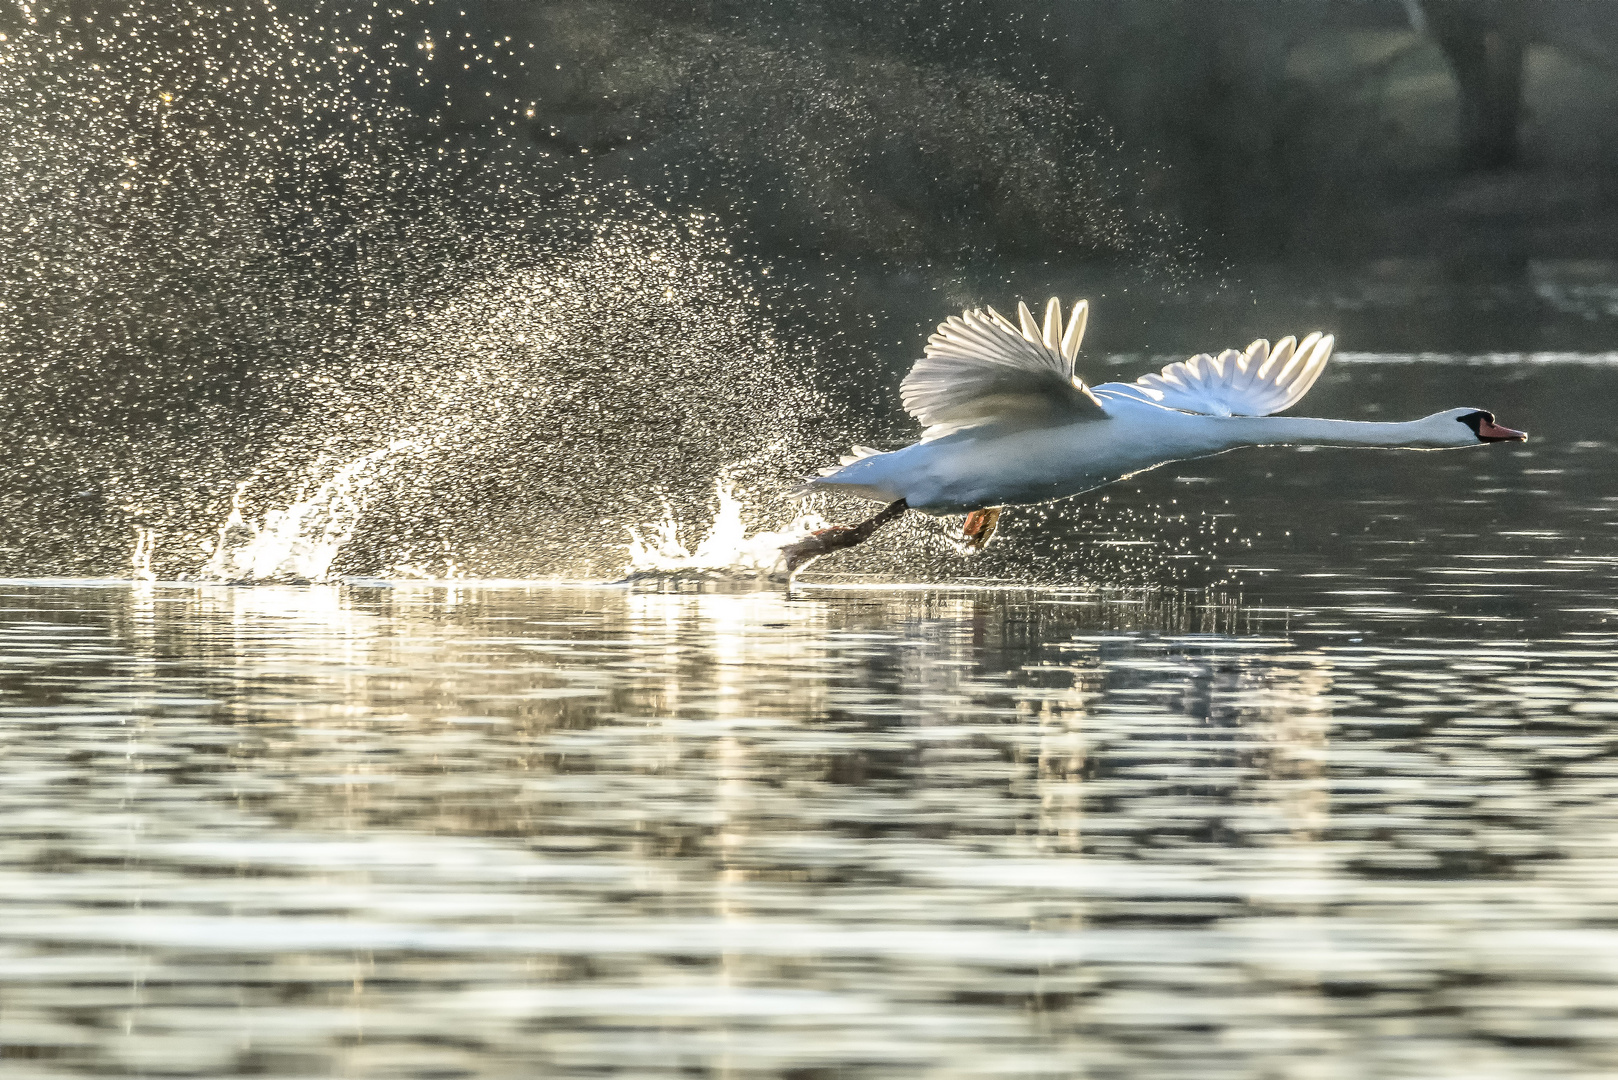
{"left": 781, "top": 499, "right": 908, "bottom": 575}
{"left": 958, "top": 506, "right": 1003, "bottom": 552}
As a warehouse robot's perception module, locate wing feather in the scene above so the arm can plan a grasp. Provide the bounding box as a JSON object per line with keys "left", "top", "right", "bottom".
{"left": 901, "top": 299, "right": 1104, "bottom": 437}
{"left": 1093, "top": 331, "right": 1334, "bottom": 417}
{"left": 1017, "top": 301, "right": 1043, "bottom": 345}
{"left": 1060, "top": 302, "right": 1087, "bottom": 361}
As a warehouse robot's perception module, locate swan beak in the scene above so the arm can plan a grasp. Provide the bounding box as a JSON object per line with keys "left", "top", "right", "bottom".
{"left": 1478, "top": 418, "right": 1527, "bottom": 442}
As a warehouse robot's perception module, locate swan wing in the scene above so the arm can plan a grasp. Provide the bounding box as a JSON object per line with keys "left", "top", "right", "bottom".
{"left": 1093, "top": 332, "right": 1334, "bottom": 417}
{"left": 902, "top": 298, "right": 1106, "bottom": 438}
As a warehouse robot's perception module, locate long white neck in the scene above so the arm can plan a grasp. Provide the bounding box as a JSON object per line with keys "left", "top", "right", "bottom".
{"left": 1208, "top": 414, "right": 1469, "bottom": 451}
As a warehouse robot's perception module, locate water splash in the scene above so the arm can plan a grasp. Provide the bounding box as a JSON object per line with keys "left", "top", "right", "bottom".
{"left": 625, "top": 479, "right": 829, "bottom": 579}
{"left": 198, "top": 441, "right": 418, "bottom": 584}
{"left": 0, "top": 5, "right": 819, "bottom": 581}
{"left": 129, "top": 527, "right": 157, "bottom": 582}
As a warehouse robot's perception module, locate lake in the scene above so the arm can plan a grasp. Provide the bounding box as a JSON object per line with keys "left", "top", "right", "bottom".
{"left": 2, "top": 353, "right": 1616, "bottom": 1078}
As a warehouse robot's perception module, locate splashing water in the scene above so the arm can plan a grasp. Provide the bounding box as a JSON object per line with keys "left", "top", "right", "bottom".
{"left": 198, "top": 441, "right": 418, "bottom": 583}
{"left": 0, "top": 4, "right": 820, "bottom": 581}
{"left": 625, "top": 479, "right": 829, "bottom": 579}
{"left": 129, "top": 527, "right": 157, "bottom": 582}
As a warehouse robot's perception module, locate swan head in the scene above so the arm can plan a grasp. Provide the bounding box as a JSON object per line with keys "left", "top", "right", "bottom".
{"left": 1452, "top": 408, "right": 1527, "bottom": 445}
{"left": 1409, "top": 408, "right": 1527, "bottom": 447}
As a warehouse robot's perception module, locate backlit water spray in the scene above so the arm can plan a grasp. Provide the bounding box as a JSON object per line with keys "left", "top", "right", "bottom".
{"left": 0, "top": 2, "right": 821, "bottom": 582}
{"left": 198, "top": 441, "right": 418, "bottom": 584}
{"left": 625, "top": 479, "right": 831, "bottom": 579}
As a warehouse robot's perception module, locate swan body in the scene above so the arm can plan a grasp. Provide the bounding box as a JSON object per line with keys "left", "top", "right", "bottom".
{"left": 803, "top": 298, "right": 1526, "bottom": 518}
{"left": 812, "top": 400, "right": 1510, "bottom": 514}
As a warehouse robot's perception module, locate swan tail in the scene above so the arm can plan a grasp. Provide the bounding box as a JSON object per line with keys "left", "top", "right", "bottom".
{"left": 787, "top": 477, "right": 895, "bottom": 503}
{"left": 787, "top": 445, "right": 899, "bottom": 503}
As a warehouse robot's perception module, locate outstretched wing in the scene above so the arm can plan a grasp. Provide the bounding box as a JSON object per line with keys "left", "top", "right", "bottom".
{"left": 1093, "top": 332, "right": 1334, "bottom": 417}
{"left": 901, "top": 298, "right": 1106, "bottom": 438}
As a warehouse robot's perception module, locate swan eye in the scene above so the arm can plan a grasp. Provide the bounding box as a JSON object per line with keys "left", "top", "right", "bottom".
{"left": 1457, "top": 410, "right": 1495, "bottom": 435}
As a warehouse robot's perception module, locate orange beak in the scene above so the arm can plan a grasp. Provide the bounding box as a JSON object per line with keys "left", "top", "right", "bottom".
{"left": 1478, "top": 418, "right": 1527, "bottom": 442}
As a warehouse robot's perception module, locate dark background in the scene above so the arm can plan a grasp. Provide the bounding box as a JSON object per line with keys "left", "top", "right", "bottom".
{"left": 378, "top": 0, "right": 1618, "bottom": 349}
{"left": 332, "top": 0, "right": 1618, "bottom": 367}
{"left": 481, "top": 1, "right": 1618, "bottom": 261}
{"left": 16, "top": 0, "right": 1613, "bottom": 338}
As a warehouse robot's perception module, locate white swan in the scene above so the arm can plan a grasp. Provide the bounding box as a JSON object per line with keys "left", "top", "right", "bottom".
{"left": 782, "top": 297, "right": 1526, "bottom": 571}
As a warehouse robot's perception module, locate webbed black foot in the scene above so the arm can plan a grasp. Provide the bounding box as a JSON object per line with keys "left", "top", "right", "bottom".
{"left": 781, "top": 499, "right": 908, "bottom": 575}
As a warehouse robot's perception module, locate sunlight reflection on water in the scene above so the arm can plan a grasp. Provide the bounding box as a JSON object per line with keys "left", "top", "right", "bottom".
{"left": 3, "top": 564, "right": 1618, "bottom": 1078}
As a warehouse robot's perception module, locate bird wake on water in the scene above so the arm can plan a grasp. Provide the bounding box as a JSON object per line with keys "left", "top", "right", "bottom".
{"left": 782, "top": 297, "right": 1527, "bottom": 575}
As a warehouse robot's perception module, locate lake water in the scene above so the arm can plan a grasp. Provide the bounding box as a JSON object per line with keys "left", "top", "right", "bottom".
{"left": 3, "top": 355, "right": 1618, "bottom": 1078}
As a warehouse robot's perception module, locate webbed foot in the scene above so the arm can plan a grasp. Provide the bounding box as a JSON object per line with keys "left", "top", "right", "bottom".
{"left": 781, "top": 525, "right": 864, "bottom": 574}
{"left": 959, "top": 506, "right": 1003, "bottom": 552}
{"left": 781, "top": 499, "right": 908, "bottom": 575}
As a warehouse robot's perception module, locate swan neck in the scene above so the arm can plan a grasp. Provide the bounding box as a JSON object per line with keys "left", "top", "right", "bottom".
{"left": 1218, "top": 416, "right": 1445, "bottom": 450}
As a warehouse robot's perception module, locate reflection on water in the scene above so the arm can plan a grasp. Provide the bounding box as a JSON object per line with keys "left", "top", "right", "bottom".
{"left": 4, "top": 357, "right": 1618, "bottom": 1079}
{"left": 3, "top": 581, "right": 1617, "bottom": 1078}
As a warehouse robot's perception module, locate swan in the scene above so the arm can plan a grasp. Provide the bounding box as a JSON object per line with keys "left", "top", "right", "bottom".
{"left": 782, "top": 297, "right": 1526, "bottom": 572}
